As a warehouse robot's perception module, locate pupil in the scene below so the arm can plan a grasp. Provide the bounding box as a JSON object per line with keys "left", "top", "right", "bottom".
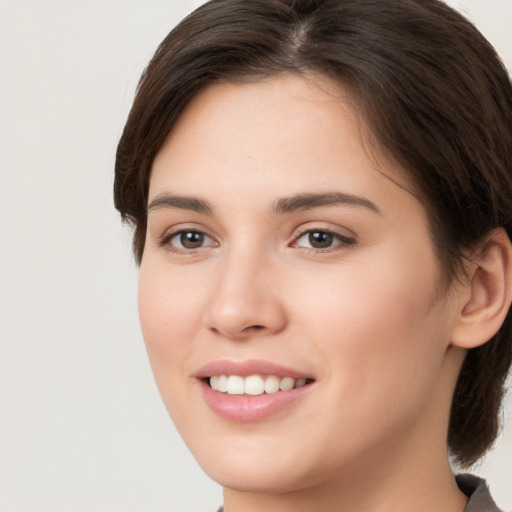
{"left": 309, "top": 231, "right": 333, "bottom": 248}
{"left": 181, "top": 231, "right": 204, "bottom": 249}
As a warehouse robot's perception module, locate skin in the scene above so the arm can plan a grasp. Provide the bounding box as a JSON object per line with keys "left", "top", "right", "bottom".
{"left": 138, "top": 73, "right": 475, "bottom": 512}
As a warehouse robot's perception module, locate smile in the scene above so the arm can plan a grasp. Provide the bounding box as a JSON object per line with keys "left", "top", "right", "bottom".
{"left": 197, "top": 360, "right": 315, "bottom": 421}
{"left": 209, "top": 375, "right": 309, "bottom": 395}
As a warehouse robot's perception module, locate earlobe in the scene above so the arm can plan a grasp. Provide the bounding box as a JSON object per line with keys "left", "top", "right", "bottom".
{"left": 451, "top": 228, "right": 512, "bottom": 349}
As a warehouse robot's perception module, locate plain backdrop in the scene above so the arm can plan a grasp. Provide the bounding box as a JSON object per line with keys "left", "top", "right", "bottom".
{"left": 0, "top": 1, "right": 511, "bottom": 511}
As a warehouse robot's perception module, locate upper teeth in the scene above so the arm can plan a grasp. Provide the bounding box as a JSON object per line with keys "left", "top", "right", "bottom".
{"left": 209, "top": 375, "right": 307, "bottom": 395}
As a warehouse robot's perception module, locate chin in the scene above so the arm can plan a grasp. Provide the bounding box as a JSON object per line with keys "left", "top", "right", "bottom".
{"left": 186, "top": 431, "right": 337, "bottom": 495}
{"left": 202, "top": 458, "right": 313, "bottom": 494}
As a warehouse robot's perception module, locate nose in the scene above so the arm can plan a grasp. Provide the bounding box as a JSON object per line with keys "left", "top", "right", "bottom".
{"left": 204, "top": 249, "right": 287, "bottom": 340}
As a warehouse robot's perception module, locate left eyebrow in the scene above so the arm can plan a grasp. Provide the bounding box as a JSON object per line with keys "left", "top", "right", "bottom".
{"left": 271, "top": 191, "right": 381, "bottom": 215}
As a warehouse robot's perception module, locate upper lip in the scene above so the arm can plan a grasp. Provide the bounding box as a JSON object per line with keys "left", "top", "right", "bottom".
{"left": 196, "top": 359, "right": 313, "bottom": 380}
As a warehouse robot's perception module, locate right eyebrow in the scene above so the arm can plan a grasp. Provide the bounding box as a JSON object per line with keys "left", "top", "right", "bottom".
{"left": 147, "top": 193, "right": 214, "bottom": 215}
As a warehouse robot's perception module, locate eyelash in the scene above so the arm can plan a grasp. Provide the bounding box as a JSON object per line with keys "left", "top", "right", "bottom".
{"left": 158, "top": 227, "right": 356, "bottom": 254}
{"left": 158, "top": 229, "right": 217, "bottom": 253}
{"left": 292, "top": 228, "right": 356, "bottom": 252}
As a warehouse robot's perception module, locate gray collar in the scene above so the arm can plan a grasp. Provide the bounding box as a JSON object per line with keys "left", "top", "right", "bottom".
{"left": 457, "top": 474, "right": 503, "bottom": 512}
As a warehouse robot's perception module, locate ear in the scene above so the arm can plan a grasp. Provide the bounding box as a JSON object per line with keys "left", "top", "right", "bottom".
{"left": 450, "top": 228, "right": 512, "bottom": 349}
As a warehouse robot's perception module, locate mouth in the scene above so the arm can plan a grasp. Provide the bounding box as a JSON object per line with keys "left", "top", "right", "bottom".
{"left": 206, "top": 374, "right": 314, "bottom": 395}
{"left": 196, "top": 360, "right": 315, "bottom": 422}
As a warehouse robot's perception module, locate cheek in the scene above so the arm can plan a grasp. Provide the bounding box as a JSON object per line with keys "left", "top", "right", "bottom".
{"left": 139, "top": 257, "right": 205, "bottom": 329}
{"left": 293, "top": 246, "right": 448, "bottom": 409}
{"left": 137, "top": 262, "right": 204, "bottom": 383}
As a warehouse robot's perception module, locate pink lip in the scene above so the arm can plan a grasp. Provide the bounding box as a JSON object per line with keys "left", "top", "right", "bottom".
{"left": 196, "top": 359, "right": 315, "bottom": 422}
{"left": 196, "top": 359, "right": 312, "bottom": 379}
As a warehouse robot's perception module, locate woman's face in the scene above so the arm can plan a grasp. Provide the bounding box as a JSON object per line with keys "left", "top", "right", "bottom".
{"left": 139, "top": 74, "right": 463, "bottom": 493}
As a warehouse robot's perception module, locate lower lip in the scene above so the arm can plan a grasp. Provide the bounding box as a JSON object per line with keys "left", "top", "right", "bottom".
{"left": 199, "top": 380, "right": 313, "bottom": 422}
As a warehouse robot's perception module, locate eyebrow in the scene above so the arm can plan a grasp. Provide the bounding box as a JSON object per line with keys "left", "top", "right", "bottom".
{"left": 271, "top": 192, "right": 380, "bottom": 215}
{"left": 147, "top": 193, "right": 214, "bottom": 214}
{"left": 147, "top": 191, "right": 380, "bottom": 216}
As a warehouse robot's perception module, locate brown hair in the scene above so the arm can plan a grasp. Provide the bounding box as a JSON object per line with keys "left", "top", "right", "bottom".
{"left": 114, "top": 0, "right": 512, "bottom": 467}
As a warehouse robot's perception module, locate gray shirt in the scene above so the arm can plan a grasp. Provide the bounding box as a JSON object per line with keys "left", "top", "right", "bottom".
{"left": 216, "top": 474, "right": 502, "bottom": 512}
{"left": 457, "top": 474, "right": 503, "bottom": 512}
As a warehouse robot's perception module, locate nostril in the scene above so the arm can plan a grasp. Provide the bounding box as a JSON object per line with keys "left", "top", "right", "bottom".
{"left": 208, "top": 324, "right": 265, "bottom": 337}
{"left": 244, "top": 325, "right": 265, "bottom": 332}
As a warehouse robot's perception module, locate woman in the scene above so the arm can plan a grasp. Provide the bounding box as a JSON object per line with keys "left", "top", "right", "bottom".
{"left": 114, "top": 0, "right": 512, "bottom": 510}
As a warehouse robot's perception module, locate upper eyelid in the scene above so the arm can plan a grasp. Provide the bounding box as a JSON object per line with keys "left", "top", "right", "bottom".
{"left": 158, "top": 223, "right": 215, "bottom": 239}
{"left": 155, "top": 223, "right": 356, "bottom": 247}
{"left": 292, "top": 223, "right": 356, "bottom": 239}
{"left": 156, "top": 226, "right": 216, "bottom": 247}
{"left": 290, "top": 225, "right": 357, "bottom": 251}
{"left": 292, "top": 229, "right": 355, "bottom": 244}
{"left": 158, "top": 229, "right": 218, "bottom": 254}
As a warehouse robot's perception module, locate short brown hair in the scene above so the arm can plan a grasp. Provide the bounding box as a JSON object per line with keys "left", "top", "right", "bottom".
{"left": 114, "top": 0, "right": 512, "bottom": 467}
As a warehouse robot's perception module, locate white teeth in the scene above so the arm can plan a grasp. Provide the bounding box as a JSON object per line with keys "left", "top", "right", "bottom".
{"left": 208, "top": 374, "right": 309, "bottom": 395}
{"left": 218, "top": 375, "right": 228, "bottom": 392}
{"left": 226, "top": 375, "right": 245, "bottom": 395}
{"left": 279, "top": 377, "right": 295, "bottom": 391}
{"left": 210, "top": 375, "right": 219, "bottom": 391}
{"left": 244, "top": 375, "right": 265, "bottom": 395}
{"left": 264, "top": 375, "right": 280, "bottom": 394}
{"left": 295, "top": 378, "right": 306, "bottom": 389}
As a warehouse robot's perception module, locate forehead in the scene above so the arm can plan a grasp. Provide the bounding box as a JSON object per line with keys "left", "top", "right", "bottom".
{"left": 148, "top": 74, "right": 424, "bottom": 224}
{"left": 150, "top": 73, "right": 416, "bottom": 201}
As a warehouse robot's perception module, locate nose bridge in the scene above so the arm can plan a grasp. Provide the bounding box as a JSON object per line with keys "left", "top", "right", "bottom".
{"left": 205, "top": 239, "right": 286, "bottom": 339}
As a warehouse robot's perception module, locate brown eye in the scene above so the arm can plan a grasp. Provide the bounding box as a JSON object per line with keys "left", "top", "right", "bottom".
{"left": 166, "top": 230, "right": 216, "bottom": 251}
{"left": 293, "top": 229, "right": 355, "bottom": 251}
{"left": 308, "top": 231, "right": 334, "bottom": 248}
{"left": 180, "top": 231, "right": 205, "bottom": 249}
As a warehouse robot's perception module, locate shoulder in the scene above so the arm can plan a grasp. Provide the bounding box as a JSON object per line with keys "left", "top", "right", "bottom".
{"left": 457, "top": 474, "right": 503, "bottom": 512}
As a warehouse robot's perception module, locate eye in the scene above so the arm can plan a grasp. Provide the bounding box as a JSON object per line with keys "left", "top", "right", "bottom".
{"left": 162, "top": 230, "right": 217, "bottom": 251}
{"left": 292, "top": 229, "right": 355, "bottom": 250}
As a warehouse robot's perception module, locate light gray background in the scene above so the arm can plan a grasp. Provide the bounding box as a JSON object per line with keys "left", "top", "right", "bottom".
{"left": 0, "top": 1, "right": 510, "bottom": 511}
